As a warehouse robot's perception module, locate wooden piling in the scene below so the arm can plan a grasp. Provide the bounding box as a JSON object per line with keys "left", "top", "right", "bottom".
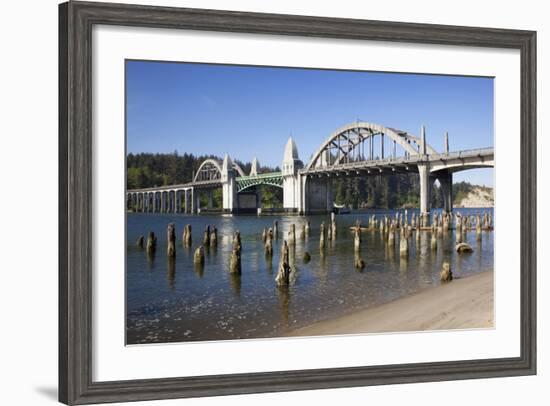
{"left": 193, "top": 246, "right": 205, "bottom": 264}
{"left": 440, "top": 261, "right": 453, "bottom": 282}
{"left": 182, "top": 224, "right": 192, "bottom": 247}
{"left": 203, "top": 225, "right": 210, "bottom": 246}
{"left": 210, "top": 226, "right": 217, "bottom": 248}
{"left": 136, "top": 235, "right": 144, "bottom": 249}
{"left": 146, "top": 231, "right": 157, "bottom": 254}
{"left": 319, "top": 222, "right": 326, "bottom": 249}
{"left": 275, "top": 241, "right": 291, "bottom": 286}
{"left": 399, "top": 228, "right": 409, "bottom": 258}
{"left": 353, "top": 220, "right": 361, "bottom": 253}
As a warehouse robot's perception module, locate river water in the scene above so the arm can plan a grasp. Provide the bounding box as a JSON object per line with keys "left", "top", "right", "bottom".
{"left": 126, "top": 208, "right": 494, "bottom": 344}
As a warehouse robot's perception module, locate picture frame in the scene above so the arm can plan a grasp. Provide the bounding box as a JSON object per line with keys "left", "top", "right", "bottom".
{"left": 59, "top": 1, "right": 537, "bottom": 404}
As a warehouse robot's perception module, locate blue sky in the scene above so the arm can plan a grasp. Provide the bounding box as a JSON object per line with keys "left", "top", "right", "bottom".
{"left": 126, "top": 61, "right": 494, "bottom": 186}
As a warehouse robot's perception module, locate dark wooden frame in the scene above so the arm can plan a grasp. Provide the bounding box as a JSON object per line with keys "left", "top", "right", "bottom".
{"left": 59, "top": 1, "right": 537, "bottom": 404}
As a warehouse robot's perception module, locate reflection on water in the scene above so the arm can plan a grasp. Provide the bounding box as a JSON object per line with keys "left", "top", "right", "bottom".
{"left": 126, "top": 209, "right": 494, "bottom": 344}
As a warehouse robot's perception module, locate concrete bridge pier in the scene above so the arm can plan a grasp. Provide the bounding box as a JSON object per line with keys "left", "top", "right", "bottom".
{"left": 418, "top": 163, "right": 431, "bottom": 224}
{"left": 303, "top": 175, "right": 333, "bottom": 214}
{"left": 282, "top": 137, "right": 304, "bottom": 213}
{"left": 194, "top": 190, "right": 201, "bottom": 213}
{"left": 221, "top": 154, "right": 238, "bottom": 213}
{"left": 437, "top": 171, "right": 453, "bottom": 213}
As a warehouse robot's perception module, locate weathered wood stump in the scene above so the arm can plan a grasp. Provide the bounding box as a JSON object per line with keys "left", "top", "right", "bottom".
{"left": 440, "top": 261, "right": 453, "bottom": 282}
{"left": 229, "top": 245, "right": 241, "bottom": 274}
{"left": 203, "top": 225, "right": 210, "bottom": 246}
{"left": 182, "top": 224, "right": 192, "bottom": 247}
{"left": 261, "top": 228, "right": 267, "bottom": 243}
{"left": 456, "top": 242, "right": 473, "bottom": 254}
{"left": 288, "top": 223, "right": 296, "bottom": 245}
{"left": 233, "top": 231, "right": 242, "bottom": 253}
{"left": 275, "top": 241, "right": 291, "bottom": 286}
{"left": 303, "top": 252, "right": 311, "bottom": 263}
{"left": 353, "top": 220, "right": 361, "bottom": 253}
{"left": 319, "top": 222, "right": 326, "bottom": 250}
{"left": 300, "top": 223, "right": 306, "bottom": 240}
{"left": 167, "top": 223, "right": 176, "bottom": 257}
{"left": 388, "top": 223, "right": 395, "bottom": 246}
{"left": 273, "top": 220, "right": 279, "bottom": 239}
{"left": 399, "top": 228, "right": 409, "bottom": 258}
{"left": 136, "top": 235, "right": 144, "bottom": 249}
{"left": 210, "top": 226, "right": 217, "bottom": 248}
{"left": 331, "top": 212, "right": 337, "bottom": 239}
{"left": 265, "top": 228, "right": 273, "bottom": 256}
{"left": 476, "top": 215, "right": 482, "bottom": 241}
{"left": 146, "top": 231, "right": 157, "bottom": 254}
{"left": 305, "top": 221, "right": 311, "bottom": 236}
{"left": 193, "top": 245, "right": 205, "bottom": 264}
{"left": 430, "top": 226, "right": 437, "bottom": 251}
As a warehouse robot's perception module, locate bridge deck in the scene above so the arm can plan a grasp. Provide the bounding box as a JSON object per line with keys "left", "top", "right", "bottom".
{"left": 127, "top": 148, "right": 493, "bottom": 194}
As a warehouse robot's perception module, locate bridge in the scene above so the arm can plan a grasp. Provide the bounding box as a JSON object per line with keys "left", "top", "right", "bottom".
{"left": 127, "top": 121, "right": 493, "bottom": 217}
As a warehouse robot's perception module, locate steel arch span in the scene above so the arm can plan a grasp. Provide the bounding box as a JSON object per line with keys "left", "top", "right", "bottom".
{"left": 305, "top": 122, "right": 438, "bottom": 170}
{"left": 236, "top": 172, "right": 283, "bottom": 193}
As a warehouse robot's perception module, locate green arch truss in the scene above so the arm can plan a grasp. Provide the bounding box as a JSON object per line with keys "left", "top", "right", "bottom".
{"left": 236, "top": 172, "right": 283, "bottom": 193}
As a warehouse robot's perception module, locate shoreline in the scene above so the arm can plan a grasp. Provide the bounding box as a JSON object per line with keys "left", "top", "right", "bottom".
{"left": 287, "top": 271, "right": 494, "bottom": 337}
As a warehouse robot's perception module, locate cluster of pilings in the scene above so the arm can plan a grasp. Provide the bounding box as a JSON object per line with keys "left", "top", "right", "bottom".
{"left": 134, "top": 222, "right": 222, "bottom": 280}
{"left": 133, "top": 209, "right": 492, "bottom": 288}
{"left": 348, "top": 209, "right": 493, "bottom": 277}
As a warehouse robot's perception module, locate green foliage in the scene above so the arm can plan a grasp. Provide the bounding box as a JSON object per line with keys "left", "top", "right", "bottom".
{"left": 332, "top": 175, "right": 487, "bottom": 210}
{"left": 333, "top": 173, "right": 421, "bottom": 209}
{"left": 260, "top": 185, "right": 283, "bottom": 208}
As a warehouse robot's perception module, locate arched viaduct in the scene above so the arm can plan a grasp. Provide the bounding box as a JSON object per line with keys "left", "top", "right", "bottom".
{"left": 127, "top": 121, "right": 493, "bottom": 216}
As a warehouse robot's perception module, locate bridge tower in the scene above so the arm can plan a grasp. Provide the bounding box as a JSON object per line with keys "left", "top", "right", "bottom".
{"left": 250, "top": 157, "right": 259, "bottom": 176}
{"left": 282, "top": 137, "right": 303, "bottom": 212}
{"left": 221, "top": 154, "right": 238, "bottom": 213}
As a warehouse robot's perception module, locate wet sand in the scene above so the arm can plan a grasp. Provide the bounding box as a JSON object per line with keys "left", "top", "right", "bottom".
{"left": 288, "top": 271, "right": 494, "bottom": 337}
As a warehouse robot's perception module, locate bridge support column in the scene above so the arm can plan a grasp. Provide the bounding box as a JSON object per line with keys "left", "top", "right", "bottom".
{"left": 221, "top": 155, "right": 237, "bottom": 213}
{"left": 418, "top": 163, "right": 431, "bottom": 225}
{"left": 304, "top": 175, "right": 333, "bottom": 214}
{"left": 183, "top": 189, "right": 189, "bottom": 214}
{"left": 282, "top": 137, "right": 304, "bottom": 213}
{"left": 438, "top": 171, "right": 453, "bottom": 213}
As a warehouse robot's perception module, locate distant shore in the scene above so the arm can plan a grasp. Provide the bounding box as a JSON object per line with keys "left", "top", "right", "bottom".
{"left": 287, "top": 271, "right": 494, "bottom": 337}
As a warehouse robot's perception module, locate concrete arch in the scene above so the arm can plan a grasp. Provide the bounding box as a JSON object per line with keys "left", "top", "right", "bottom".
{"left": 306, "top": 122, "right": 438, "bottom": 170}
{"left": 430, "top": 162, "right": 494, "bottom": 174}
{"left": 232, "top": 162, "right": 246, "bottom": 177}
{"left": 194, "top": 158, "right": 247, "bottom": 182}
{"left": 193, "top": 159, "right": 223, "bottom": 182}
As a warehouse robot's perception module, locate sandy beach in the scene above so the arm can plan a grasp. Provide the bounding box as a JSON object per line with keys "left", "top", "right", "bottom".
{"left": 288, "top": 271, "right": 494, "bottom": 337}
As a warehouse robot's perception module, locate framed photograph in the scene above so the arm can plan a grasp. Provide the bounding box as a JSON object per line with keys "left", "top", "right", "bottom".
{"left": 59, "top": 1, "right": 536, "bottom": 404}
